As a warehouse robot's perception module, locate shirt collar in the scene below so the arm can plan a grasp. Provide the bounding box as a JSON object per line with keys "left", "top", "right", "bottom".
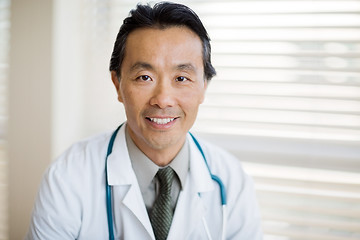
{"left": 126, "top": 128, "right": 189, "bottom": 191}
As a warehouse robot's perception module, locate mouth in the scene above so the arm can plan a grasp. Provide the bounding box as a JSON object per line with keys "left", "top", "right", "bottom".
{"left": 146, "top": 117, "right": 178, "bottom": 125}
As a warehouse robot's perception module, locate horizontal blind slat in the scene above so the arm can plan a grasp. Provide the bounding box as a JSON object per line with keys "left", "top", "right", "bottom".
{"left": 262, "top": 227, "right": 360, "bottom": 240}
{"left": 262, "top": 214, "right": 360, "bottom": 232}
{"left": 258, "top": 201, "right": 360, "bottom": 218}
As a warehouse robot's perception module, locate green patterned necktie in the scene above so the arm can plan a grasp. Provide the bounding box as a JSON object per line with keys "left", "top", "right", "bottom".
{"left": 150, "top": 166, "right": 175, "bottom": 240}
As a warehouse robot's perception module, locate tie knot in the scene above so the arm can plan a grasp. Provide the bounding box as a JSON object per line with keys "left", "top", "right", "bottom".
{"left": 157, "top": 167, "right": 175, "bottom": 194}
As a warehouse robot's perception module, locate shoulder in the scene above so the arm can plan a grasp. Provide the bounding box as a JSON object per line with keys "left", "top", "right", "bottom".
{"left": 59, "top": 131, "right": 112, "bottom": 160}
{"left": 28, "top": 131, "right": 116, "bottom": 239}
{"left": 38, "top": 130, "right": 115, "bottom": 209}
{"left": 46, "top": 131, "right": 113, "bottom": 180}
{"left": 188, "top": 133, "right": 263, "bottom": 238}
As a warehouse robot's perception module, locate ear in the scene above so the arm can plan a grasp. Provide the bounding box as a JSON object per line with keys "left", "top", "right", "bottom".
{"left": 111, "top": 71, "right": 123, "bottom": 102}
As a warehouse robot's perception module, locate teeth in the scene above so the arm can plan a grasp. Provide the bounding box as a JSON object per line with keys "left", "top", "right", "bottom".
{"left": 149, "top": 118, "right": 175, "bottom": 125}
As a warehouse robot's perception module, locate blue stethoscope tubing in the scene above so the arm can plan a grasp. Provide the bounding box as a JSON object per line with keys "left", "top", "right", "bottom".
{"left": 105, "top": 124, "right": 227, "bottom": 240}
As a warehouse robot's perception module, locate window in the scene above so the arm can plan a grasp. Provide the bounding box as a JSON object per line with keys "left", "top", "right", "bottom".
{"left": 192, "top": 1, "right": 360, "bottom": 142}
{"left": 186, "top": 1, "right": 360, "bottom": 239}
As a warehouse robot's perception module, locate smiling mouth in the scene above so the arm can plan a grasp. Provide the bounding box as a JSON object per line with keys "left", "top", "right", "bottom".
{"left": 146, "top": 117, "right": 178, "bottom": 125}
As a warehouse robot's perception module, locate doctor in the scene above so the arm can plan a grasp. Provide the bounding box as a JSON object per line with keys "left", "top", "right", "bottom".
{"left": 26, "top": 2, "right": 263, "bottom": 240}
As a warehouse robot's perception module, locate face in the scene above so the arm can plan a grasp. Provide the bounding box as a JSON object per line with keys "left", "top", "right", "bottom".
{"left": 111, "top": 26, "right": 207, "bottom": 160}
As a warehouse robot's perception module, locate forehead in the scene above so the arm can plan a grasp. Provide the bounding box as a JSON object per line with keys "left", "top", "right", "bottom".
{"left": 123, "top": 26, "right": 203, "bottom": 69}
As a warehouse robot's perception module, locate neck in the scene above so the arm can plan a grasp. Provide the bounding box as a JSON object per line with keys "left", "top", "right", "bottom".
{"left": 126, "top": 127, "right": 186, "bottom": 167}
{"left": 137, "top": 141, "right": 186, "bottom": 167}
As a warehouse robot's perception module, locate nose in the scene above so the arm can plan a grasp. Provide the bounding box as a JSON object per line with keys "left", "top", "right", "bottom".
{"left": 149, "top": 80, "right": 176, "bottom": 109}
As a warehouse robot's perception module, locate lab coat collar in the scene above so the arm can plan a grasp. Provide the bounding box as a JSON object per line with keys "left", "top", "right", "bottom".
{"left": 107, "top": 123, "right": 135, "bottom": 185}
{"left": 168, "top": 134, "right": 215, "bottom": 239}
{"left": 107, "top": 126, "right": 214, "bottom": 191}
{"left": 187, "top": 133, "right": 214, "bottom": 194}
{"left": 106, "top": 125, "right": 215, "bottom": 239}
{"left": 106, "top": 124, "right": 155, "bottom": 238}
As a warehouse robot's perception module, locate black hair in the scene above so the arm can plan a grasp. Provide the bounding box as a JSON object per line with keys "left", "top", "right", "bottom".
{"left": 109, "top": 2, "right": 216, "bottom": 81}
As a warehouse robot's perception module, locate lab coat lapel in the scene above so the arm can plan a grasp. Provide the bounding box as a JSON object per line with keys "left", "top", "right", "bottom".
{"left": 121, "top": 181, "right": 154, "bottom": 239}
{"left": 107, "top": 124, "right": 155, "bottom": 239}
{"left": 168, "top": 134, "right": 214, "bottom": 239}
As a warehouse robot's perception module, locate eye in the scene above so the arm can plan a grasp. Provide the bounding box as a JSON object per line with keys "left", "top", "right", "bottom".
{"left": 175, "top": 76, "right": 189, "bottom": 82}
{"left": 137, "top": 75, "right": 152, "bottom": 81}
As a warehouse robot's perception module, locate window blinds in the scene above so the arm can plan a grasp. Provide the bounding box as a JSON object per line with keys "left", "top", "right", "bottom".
{"left": 183, "top": 1, "right": 360, "bottom": 239}
{"left": 0, "top": 0, "right": 10, "bottom": 239}
{"left": 246, "top": 162, "right": 360, "bottom": 240}
{"left": 189, "top": 1, "right": 360, "bottom": 142}
{"left": 185, "top": 1, "right": 360, "bottom": 239}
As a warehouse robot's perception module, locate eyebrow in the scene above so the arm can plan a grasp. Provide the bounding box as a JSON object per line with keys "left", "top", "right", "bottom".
{"left": 175, "top": 63, "right": 197, "bottom": 73}
{"left": 129, "top": 62, "right": 197, "bottom": 73}
{"left": 130, "top": 62, "right": 154, "bottom": 72}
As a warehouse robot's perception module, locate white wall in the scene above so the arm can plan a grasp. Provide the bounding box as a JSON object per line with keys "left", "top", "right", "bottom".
{"left": 52, "top": 0, "right": 125, "bottom": 158}
{"left": 9, "top": 0, "right": 53, "bottom": 239}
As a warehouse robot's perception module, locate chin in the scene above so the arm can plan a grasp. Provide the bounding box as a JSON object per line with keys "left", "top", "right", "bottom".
{"left": 146, "top": 133, "right": 184, "bottom": 150}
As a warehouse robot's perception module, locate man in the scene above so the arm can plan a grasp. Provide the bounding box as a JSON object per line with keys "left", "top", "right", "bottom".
{"left": 26, "top": 2, "right": 262, "bottom": 239}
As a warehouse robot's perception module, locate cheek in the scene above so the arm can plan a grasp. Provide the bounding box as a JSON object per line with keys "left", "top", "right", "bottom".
{"left": 180, "top": 89, "right": 206, "bottom": 113}
{"left": 120, "top": 83, "right": 136, "bottom": 103}
{"left": 121, "top": 87, "right": 147, "bottom": 114}
{"left": 190, "top": 85, "right": 206, "bottom": 103}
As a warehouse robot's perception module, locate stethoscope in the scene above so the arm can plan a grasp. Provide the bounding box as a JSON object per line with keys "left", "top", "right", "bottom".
{"left": 105, "top": 124, "right": 227, "bottom": 240}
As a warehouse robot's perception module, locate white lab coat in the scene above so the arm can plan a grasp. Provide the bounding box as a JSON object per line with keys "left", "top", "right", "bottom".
{"left": 26, "top": 125, "right": 263, "bottom": 240}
